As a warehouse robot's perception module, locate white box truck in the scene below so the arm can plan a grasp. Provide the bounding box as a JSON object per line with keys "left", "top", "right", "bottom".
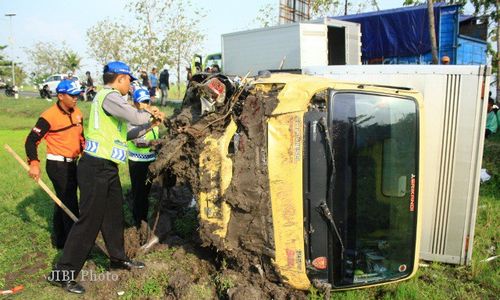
{"left": 303, "top": 65, "right": 491, "bottom": 265}
{"left": 221, "top": 19, "right": 361, "bottom": 76}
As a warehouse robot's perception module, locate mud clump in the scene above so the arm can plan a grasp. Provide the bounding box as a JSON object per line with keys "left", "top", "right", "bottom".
{"left": 147, "top": 74, "right": 307, "bottom": 299}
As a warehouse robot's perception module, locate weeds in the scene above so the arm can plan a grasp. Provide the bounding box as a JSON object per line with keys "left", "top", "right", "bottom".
{"left": 213, "top": 272, "right": 236, "bottom": 298}
{"left": 174, "top": 208, "right": 199, "bottom": 238}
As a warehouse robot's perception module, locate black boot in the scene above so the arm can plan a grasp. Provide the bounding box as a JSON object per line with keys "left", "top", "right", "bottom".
{"left": 109, "top": 259, "right": 145, "bottom": 271}
{"left": 47, "top": 275, "right": 85, "bottom": 294}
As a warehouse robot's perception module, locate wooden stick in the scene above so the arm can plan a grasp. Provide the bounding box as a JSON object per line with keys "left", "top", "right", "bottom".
{"left": 4, "top": 144, "right": 109, "bottom": 257}
{"left": 4, "top": 144, "right": 78, "bottom": 221}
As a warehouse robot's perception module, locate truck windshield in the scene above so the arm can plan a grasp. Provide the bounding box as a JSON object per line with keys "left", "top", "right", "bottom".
{"left": 329, "top": 92, "right": 419, "bottom": 287}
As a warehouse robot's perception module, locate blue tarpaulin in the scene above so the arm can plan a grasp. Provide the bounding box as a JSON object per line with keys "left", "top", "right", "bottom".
{"left": 333, "top": 3, "right": 450, "bottom": 60}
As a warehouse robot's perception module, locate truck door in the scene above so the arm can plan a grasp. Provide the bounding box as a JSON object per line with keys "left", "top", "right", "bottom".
{"left": 304, "top": 89, "right": 420, "bottom": 289}
{"left": 303, "top": 97, "right": 330, "bottom": 282}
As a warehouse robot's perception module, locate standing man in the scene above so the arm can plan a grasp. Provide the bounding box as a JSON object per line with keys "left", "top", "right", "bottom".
{"left": 48, "top": 61, "right": 164, "bottom": 294}
{"left": 84, "top": 71, "right": 96, "bottom": 101}
{"left": 128, "top": 88, "right": 159, "bottom": 227}
{"left": 25, "top": 79, "right": 84, "bottom": 249}
{"left": 148, "top": 67, "right": 158, "bottom": 103}
{"left": 159, "top": 68, "right": 170, "bottom": 106}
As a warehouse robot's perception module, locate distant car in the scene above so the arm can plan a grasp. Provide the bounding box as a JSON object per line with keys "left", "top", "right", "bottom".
{"left": 38, "top": 74, "right": 81, "bottom": 96}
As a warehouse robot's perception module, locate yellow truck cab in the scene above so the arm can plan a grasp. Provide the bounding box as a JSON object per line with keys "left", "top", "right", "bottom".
{"left": 198, "top": 73, "right": 423, "bottom": 291}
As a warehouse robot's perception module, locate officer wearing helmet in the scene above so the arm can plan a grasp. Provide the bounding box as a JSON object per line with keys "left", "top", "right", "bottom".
{"left": 128, "top": 87, "right": 160, "bottom": 228}
{"left": 48, "top": 61, "right": 165, "bottom": 294}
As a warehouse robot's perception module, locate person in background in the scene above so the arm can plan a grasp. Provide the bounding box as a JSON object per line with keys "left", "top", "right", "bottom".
{"left": 141, "top": 70, "right": 150, "bottom": 91}
{"left": 84, "top": 71, "right": 96, "bottom": 101}
{"left": 441, "top": 56, "right": 450, "bottom": 65}
{"left": 149, "top": 67, "right": 158, "bottom": 103}
{"left": 48, "top": 61, "right": 165, "bottom": 294}
{"left": 128, "top": 88, "right": 160, "bottom": 228}
{"left": 159, "top": 68, "right": 170, "bottom": 106}
{"left": 210, "top": 64, "right": 220, "bottom": 73}
{"left": 25, "top": 79, "right": 84, "bottom": 249}
{"left": 66, "top": 72, "right": 77, "bottom": 81}
{"left": 486, "top": 94, "right": 498, "bottom": 138}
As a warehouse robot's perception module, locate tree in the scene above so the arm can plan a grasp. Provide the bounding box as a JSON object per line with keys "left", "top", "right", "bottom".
{"left": 0, "top": 45, "right": 11, "bottom": 78}
{"left": 254, "top": 3, "right": 278, "bottom": 27}
{"left": 11, "top": 64, "right": 27, "bottom": 86}
{"left": 165, "top": 0, "right": 204, "bottom": 94}
{"left": 62, "top": 50, "right": 82, "bottom": 73}
{"left": 0, "top": 45, "right": 25, "bottom": 85}
{"left": 427, "top": 0, "right": 439, "bottom": 64}
{"left": 310, "top": 0, "right": 380, "bottom": 17}
{"left": 24, "top": 42, "right": 65, "bottom": 76}
{"left": 470, "top": 0, "right": 499, "bottom": 102}
{"left": 25, "top": 42, "right": 83, "bottom": 81}
{"left": 404, "top": 0, "right": 468, "bottom": 7}
{"left": 126, "top": 0, "right": 173, "bottom": 72}
{"left": 86, "top": 19, "right": 134, "bottom": 65}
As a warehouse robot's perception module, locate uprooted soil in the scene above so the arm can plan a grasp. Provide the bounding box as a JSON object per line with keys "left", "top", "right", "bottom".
{"left": 120, "top": 74, "right": 307, "bottom": 299}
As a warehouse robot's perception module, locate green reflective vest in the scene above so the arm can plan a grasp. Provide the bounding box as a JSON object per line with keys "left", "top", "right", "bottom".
{"left": 127, "top": 126, "right": 159, "bottom": 162}
{"left": 84, "top": 88, "right": 128, "bottom": 164}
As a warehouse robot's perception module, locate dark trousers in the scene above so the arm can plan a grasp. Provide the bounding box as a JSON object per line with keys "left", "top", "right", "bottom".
{"left": 55, "top": 154, "right": 128, "bottom": 276}
{"left": 128, "top": 160, "right": 152, "bottom": 227}
{"left": 46, "top": 160, "right": 79, "bottom": 249}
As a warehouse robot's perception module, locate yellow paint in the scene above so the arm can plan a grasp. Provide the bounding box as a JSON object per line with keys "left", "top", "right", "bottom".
{"left": 198, "top": 119, "right": 237, "bottom": 239}
{"left": 268, "top": 111, "right": 310, "bottom": 289}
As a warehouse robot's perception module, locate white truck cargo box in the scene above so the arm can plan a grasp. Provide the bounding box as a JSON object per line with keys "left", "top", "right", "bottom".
{"left": 304, "top": 65, "right": 490, "bottom": 265}
{"left": 222, "top": 20, "right": 361, "bottom": 76}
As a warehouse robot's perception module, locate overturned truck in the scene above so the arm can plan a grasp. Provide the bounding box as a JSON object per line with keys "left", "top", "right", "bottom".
{"left": 149, "top": 72, "right": 423, "bottom": 291}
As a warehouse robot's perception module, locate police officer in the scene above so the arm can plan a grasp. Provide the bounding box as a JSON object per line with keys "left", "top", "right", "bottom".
{"left": 25, "top": 79, "right": 84, "bottom": 249}
{"left": 128, "top": 88, "right": 159, "bottom": 228}
{"left": 48, "top": 61, "right": 164, "bottom": 294}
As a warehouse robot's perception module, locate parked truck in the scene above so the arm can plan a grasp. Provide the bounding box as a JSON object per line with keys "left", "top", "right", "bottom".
{"left": 221, "top": 19, "right": 361, "bottom": 76}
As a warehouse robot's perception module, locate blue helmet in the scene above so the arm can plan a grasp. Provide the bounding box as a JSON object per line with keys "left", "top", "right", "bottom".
{"left": 133, "top": 88, "right": 151, "bottom": 103}
{"left": 56, "top": 79, "right": 81, "bottom": 95}
{"left": 104, "top": 61, "right": 138, "bottom": 81}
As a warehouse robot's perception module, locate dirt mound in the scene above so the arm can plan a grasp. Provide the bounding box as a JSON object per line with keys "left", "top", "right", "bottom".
{"left": 144, "top": 74, "right": 307, "bottom": 299}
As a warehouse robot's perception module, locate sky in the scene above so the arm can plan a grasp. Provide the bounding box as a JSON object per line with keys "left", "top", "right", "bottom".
{"left": 0, "top": 0, "right": 476, "bottom": 81}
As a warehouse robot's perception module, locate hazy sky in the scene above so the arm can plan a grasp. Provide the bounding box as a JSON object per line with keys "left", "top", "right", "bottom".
{"left": 0, "top": 0, "right": 475, "bottom": 80}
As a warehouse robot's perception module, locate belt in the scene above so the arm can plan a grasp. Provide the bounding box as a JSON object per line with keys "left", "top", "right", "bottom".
{"left": 47, "top": 154, "right": 77, "bottom": 162}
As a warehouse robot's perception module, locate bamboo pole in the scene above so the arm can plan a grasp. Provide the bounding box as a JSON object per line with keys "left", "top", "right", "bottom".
{"left": 4, "top": 144, "right": 109, "bottom": 256}
{"left": 4, "top": 144, "right": 78, "bottom": 221}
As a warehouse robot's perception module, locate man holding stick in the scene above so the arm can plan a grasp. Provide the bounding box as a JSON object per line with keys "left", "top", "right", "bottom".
{"left": 48, "top": 61, "right": 164, "bottom": 294}
{"left": 25, "top": 79, "right": 84, "bottom": 249}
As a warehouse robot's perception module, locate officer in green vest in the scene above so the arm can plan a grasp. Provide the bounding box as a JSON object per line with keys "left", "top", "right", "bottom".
{"left": 128, "top": 87, "right": 160, "bottom": 228}
{"left": 48, "top": 61, "right": 164, "bottom": 294}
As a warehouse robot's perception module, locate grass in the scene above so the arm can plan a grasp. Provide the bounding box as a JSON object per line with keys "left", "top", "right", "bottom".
{"left": 0, "top": 95, "right": 498, "bottom": 299}
{"left": 168, "top": 83, "right": 187, "bottom": 100}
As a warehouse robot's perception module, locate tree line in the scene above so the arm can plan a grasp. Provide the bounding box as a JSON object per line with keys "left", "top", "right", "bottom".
{"left": 7, "top": 0, "right": 499, "bottom": 101}
{"left": 21, "top": 0, "right": 203, "bottom": 88}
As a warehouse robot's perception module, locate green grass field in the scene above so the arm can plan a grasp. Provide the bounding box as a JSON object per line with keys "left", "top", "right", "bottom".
{"left": 0, "top": 96, "right": 498, "bottom": 299}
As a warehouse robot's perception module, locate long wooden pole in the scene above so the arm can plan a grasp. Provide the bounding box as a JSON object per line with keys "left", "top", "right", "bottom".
{"left": 4, "top": 144, "right": 78, "bottom": 221}
{"left": 4, "top": 144, "right": 109, "bottom": 256}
